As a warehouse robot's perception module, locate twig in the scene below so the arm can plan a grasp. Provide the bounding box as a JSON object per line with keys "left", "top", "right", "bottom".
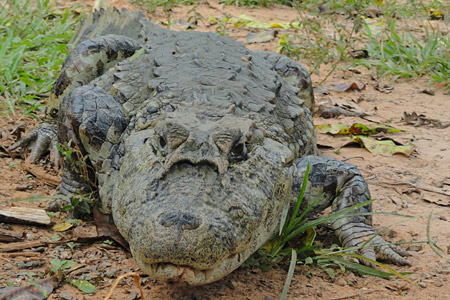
{"left": 1, "top": 252, "right": 41, "bottom": 257}
{"left": 104, "top": 272, "right": 145, "bottom": 300}
{"left": 427, "top": 211, "right": 443, "bottom": 257}
{"left": 342, "top": 156, "right": 365, "bottom": 162}
{"left": 0, "top": 235, "right": 121, "bottom": 252}
{"left": 378, "top": 181, "right": 450, "bottom": 197}
{"left": 21, "top": 159, "right": 61, "bottom": 186}
{"left": 330, "top": 289, "right": 384, "bottom": 300}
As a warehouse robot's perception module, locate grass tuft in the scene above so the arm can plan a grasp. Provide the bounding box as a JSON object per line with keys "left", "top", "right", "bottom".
{"left": 355, "top": 19, "right": 450, "bottom": 88}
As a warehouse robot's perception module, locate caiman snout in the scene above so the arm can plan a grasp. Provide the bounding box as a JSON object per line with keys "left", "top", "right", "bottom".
{"left": 159, "top": 211, "right": 201, "bottom": 230}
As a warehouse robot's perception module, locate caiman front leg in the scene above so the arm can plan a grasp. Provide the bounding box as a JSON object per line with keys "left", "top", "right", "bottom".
{"left": 9, "top": 35, "right": 140, "bottom": 164}
{"left": 293, "top": 155, "right": 411, "bottom": 266}
{"left": 47, "top": 85, "right": 127, "bottom": 211}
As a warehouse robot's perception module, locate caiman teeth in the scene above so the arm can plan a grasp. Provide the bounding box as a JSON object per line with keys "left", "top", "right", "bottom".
{"left": 136, "top": 252, "right": 251, "bottom": 285}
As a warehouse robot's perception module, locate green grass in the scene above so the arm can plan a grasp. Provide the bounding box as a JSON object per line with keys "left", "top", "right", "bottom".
{"left": 222, "top": 0, "right": 292, "bottom": 7}
{"left": 276, "top": 0, "right": 449, "bottom": 88}
{"left": 244, "top": 164, "right": 415, "bottom": 287}
{"left": 129, "top": 0, "right": 198, "bottom": 13}
{"left": 356, "top": 19, "right": 450, "bottom": 89}
{"left": 0, "top": 0, "right": 81, "bottom": 117}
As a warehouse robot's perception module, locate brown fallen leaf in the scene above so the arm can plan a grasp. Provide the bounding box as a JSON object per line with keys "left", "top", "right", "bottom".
{"left": 317, "top": 134, "right": 353, "bottom": 149}
{"left": 374, "top": 82, "right": 394, "bottom": 93}
{"left": 332, "top": 82, "right": 366, "bottom": 92}
{"left": 93, "top": 205, "right": 129, "bottom": 251}
{"left": 314, "top": 85, "right": 329, "bottom": 95}
{"left": 402, "top": 111, "right": 450, "bottom": 128}
{"left": 0, "top": 275, "right": 60, "bottom": 300}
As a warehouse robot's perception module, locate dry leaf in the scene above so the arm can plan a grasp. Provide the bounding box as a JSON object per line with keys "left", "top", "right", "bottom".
{"left": 0, "top": 275, "right": 59, "bottom": 300}
{"left": 93, "top": 205, "right": 129, "bottom": 251}
{"left": 52, "top": 222, "right": 73, "bottom": 232}
{"left": 402, "top": 111, "right": 450, "bottom": 128}
{"left": 332, "top": 82, "right": 366, "bottom": 92}
{"left": 246, "top": 31, "right": 275, "bottom": 44}
{"left": 315, "top": 123, "right": 403, "bottom": 135}
{"left": 353, "top": 136, "right": 414, "bottom": 156}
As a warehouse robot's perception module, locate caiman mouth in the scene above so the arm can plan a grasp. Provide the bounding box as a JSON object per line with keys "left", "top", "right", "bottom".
{"left": 137, "top": 253, "right": 244, "bottom": 286}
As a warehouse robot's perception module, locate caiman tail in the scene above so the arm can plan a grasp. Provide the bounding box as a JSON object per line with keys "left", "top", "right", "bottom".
{"left": 69, "top": 7, "right": 164, "bottom": 46}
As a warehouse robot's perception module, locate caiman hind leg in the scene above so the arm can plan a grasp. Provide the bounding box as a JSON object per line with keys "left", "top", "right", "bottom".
{"left": 293, "top": 155, "right": 411, "bottom": 265}
{"left": 9, "top": 35, "right": 140, "bottom": 164}
{"left": 48, "top": 85, "right": 127, "bottom": 211}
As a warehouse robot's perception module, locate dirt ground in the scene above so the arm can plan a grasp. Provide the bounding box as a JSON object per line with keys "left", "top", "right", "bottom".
{"left": 0, "top": 0, "right": 449, "bottom": 299}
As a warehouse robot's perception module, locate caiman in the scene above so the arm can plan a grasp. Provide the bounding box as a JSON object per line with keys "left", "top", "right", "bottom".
{"left": 10, "top": 8, "right": 410, "bottom": 286}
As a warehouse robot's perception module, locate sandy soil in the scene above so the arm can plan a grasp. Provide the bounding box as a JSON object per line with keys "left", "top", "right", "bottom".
{"left": 0, "top": 1, "right": 449, "bottom": 299}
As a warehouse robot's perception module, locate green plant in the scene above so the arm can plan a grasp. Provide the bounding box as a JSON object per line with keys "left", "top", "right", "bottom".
{"left": 187, "top": 6, "right": 205, "bottom": 27}
{"left": 0, "top": 0, "right": 81, "bottom": 117}
{"left": 277, "top": 1, "right": 367, "bottom": 80}
{"left": 355, "top": 19, "right": 450, "bottom": 88}
{"left": 129, "top": 0, "right": 198, "bottom": 14}
{"left": 244, "top": 162, "right": 418, "bottom": 298}
{"left": 51, "top": 259, "right": 96, "bottom": 294}
{"left": 215, "top": 14, "right": 233, "bottom": 36}
{"left": 222, "top": 0, "right": 288, "bottom": 7}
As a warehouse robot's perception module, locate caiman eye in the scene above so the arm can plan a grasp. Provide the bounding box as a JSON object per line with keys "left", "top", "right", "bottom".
{"left": 230, "top": 142, "right": 247, "bottom": 161}
{"left": 154, "top": 133, "right": 168, "bottom": 155}
{"left": 49, "top": 108, "right": 59, "bottom": 118}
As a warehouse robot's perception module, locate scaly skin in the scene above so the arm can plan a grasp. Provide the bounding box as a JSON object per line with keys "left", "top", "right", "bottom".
{"left": 11, "top": 8, "right": 410, "bottom": 286}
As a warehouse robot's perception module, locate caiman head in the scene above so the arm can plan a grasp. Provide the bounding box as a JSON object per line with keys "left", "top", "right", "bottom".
{"left": 106, "top": 106, "right": 296, "bottom": 285}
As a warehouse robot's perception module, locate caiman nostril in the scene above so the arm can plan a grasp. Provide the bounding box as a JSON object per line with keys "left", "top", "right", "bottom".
{"left": 159, "top": 211, "right": 201, "bottom": 230}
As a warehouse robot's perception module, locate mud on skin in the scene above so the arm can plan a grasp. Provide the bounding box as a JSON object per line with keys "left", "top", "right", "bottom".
{"left": 10, "top": 8, "right": 411, "bottom": 286}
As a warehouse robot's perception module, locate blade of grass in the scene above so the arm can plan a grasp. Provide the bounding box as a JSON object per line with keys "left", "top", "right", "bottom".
{"left": 279, "top": 248, "right": 296, "bottom": 300}
{"left": 427, "top": 211, "right": 443, "bottom": 257}
{"left": 286, "top": 163, "right": 309, "bottom": 231}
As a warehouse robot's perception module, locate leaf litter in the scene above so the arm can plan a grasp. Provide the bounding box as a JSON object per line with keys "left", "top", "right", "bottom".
{"left": 316, "top": 123, "right": 415, "bottom": 156}
{"left": 402, "top": 111, "right": 450, "bottom": 128}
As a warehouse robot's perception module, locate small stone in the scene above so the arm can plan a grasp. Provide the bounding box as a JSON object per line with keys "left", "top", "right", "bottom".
{"left": 103, "top": 267, "right": 120, "bottom": 278}
{"left": 59, "top": 290, "right": 77, "bottom": 300}
{"left": 336, "top": 277, "right": 346, "bottom": 286}
{"left": 17, "top": 260, "right": 45, "bottom": 269}
{"left": 418, "top": 281, "right": 427, "bottom": 288}
{"left": 99, "top": 261, "right": 112, "bottom": 269}
{"left": 386, "top": 229, "right": 397, "bottom": 238}
{"left": 406, "top": 244, "right": 423, "bottom": 251}
{"left": 432, "top": 280, "right": 444, "bottom": 287}
{"left": 127, "top": 291, "right": 139, "bottom": 300}
{"left": 422, "top": 89, "right": 435, "bottom": 96}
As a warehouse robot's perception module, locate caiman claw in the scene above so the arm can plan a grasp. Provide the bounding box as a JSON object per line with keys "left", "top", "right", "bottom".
{"left": 9, "top": 122, "right": 60, "bottom": 166}
{"left": 336, "top": 222, "right": 412, "bottom": 267}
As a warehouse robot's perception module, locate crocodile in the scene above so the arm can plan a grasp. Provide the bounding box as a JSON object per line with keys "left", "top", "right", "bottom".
{"left": 10, "top": 8, "right": 411, "bottom": 286}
